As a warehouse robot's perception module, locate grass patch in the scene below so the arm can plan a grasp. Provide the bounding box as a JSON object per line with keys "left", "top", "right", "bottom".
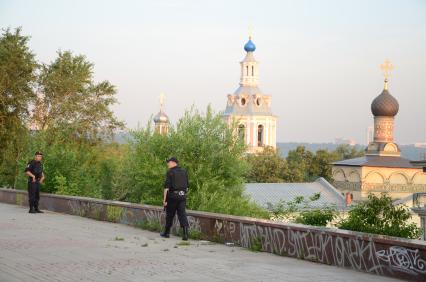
{"left": 173, "top": 228, "right": 203, "bottom": 240}
{"left": 188, "top": 229, "right": 203, "bottom": 240}
{"left": 114, "top": 236, "right": 124, "bottom": 241}
{"left": 176, "top": 241, "right": 190, "bottom": 246}
{"left": 135, "top": 219, "right": 162, "bottom": 232}
{"left": 106, "top": 205, "right": 123, "bottom": 222}
{"left": 249, "top": 237, "right": 262, "bottom": 252}
{"left": 16, "top": 193, "right": 23, "bottom": 206}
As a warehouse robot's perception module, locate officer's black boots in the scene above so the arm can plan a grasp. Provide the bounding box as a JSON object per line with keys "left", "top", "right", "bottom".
{"left": 28, "top": 207, "right": 36, "bottom": 213}
{"left": 34, "top": 204, "right": 43, "bottom": 213}
{"left": 182, "top": 227, "right": 189, "bottom": 241}
{"left": 160, "top": 227, "right": 170, "bottom": 238}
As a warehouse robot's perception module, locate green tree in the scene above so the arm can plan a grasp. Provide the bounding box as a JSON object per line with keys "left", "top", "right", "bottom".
{"left": 338, "top": 193, "right": 421, "bottom": 239}
{"left": 333, "top": 144, "right": 364, "bottom": 160}
{"left": 37, "top": 51, "right": 124, "bottom": 143}
{"left": 121, "top": 106, "right": 268, "bottom": 218}
{"left": 283, "top": 145, "right": 363, "bottom": 183}
{"left": 285, "top": 146, "right": 313, "bottom": 182}
{"left": 245, "top": 146, "right": 288, "bottom": 183}
{"left": 7, "top": 46, "right": 126, "bottom": 197}
{"left": 309, "top": 149, "right": 335, "bottom": 181}
{"left": 0, "top": 27, "right": 37, "bottom": 187}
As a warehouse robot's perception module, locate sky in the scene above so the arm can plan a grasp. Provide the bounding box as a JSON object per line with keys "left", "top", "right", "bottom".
{"left": 1, "top": 0, "right": 425, "bottom": 144}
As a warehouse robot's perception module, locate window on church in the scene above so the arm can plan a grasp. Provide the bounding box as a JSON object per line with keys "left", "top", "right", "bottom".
{"left": 246, "top": 66, "right": 248, "bottom": 76}
{"left": 251, "top": 66, "right": 254, "bottom": 76}
{"left": 256, "top": 97, "right": 262, "bottom": 106}
{"left": 257, "top": 125, "right": 264, "bottom": 147}
{"left": 238, "top": 124, "right": 245, "bottom": 141}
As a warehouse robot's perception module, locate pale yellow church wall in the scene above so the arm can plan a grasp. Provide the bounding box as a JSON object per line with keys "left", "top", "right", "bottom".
{"left": 332, "top": 168, "right": 345, "bottom": 182}
{"left": 331, "top": 166, "right": 363, "bottom": 200}
{"left": 332, "top": 166, "right": 362, "bottom": 183}
{"left": 332, "top": 165, "right": 426, "bottom": 201}
{"left": 364, "top": 171, "right": 384, "bottom": 184}
{"left": 361, "top": 166, "right": 422, "bottom": 184}
{"left": 413, "top": 172, "right": 426, "bottom": 184}
{"left": 225, "top": 115, "right": 277, "bottom": 153}
{"left": 347, "top": 170, "right": 361, "bottom": 182}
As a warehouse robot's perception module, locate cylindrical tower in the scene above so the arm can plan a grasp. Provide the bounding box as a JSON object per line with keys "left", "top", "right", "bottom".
{"left": 366, "top": 60, "right": 401, "bottom": 156}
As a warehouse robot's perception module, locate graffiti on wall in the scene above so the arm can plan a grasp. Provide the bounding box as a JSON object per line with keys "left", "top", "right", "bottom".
{"left": 68, "top": 200, "right": 103, "bottom": 219}
{"left": 376, "top": 246, "right": 426, "bottom": 275}
{"left": 231, "top": 222, "right": 426, "bottom": 276}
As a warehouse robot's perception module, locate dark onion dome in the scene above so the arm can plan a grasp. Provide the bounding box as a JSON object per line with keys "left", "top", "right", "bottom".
{"left": 153, "top": 110, "right": 169, "bottom": 123}
{"left": 244, "top": 38, "right": 256, "bottom": 52}
{"left": 371, "top": 89, "right": 399, "bottom": 117}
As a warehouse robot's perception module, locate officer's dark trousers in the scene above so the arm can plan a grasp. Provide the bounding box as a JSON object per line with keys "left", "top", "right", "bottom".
{"left": 165, "top": 193, "right": 189, "bottom": 229}
{"left": 27, "top": 181, "right": 40, "bottom": 209}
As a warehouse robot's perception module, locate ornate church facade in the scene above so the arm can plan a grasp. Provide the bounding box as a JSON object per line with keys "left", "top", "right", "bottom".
{"left": 222, "top": 36, "right": 277, "bottom": 154}
{"left": 332, "top": 60, "right": 426, "bottom": 200}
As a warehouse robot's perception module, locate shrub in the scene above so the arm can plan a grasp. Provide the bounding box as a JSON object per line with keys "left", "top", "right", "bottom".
{"left": 338, "top": 193, "right": 421, "bottom": 239}
{"left": 295, "top": 208, "right": 336, "bottom": 226}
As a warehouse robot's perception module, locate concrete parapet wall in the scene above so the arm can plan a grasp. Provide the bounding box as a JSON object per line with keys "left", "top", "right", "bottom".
{"left": 1, "top": 188, "right": 426, "bottom": 281}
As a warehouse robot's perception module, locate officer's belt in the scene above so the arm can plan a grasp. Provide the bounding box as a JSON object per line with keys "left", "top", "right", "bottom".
{"left": 170, "top": 190, "right": 186, "bottom": 194}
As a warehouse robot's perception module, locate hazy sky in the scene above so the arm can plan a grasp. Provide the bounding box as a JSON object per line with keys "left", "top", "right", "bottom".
{"left": 1, "top": 0, "right": 425, "bottom": 144}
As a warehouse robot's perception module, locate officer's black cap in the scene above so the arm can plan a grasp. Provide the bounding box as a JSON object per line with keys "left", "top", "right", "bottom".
{"left": 166, "top": 157, "right": 178, "bottom": 164}
{"left": 35, "top": 151, "right": 43, "bottom": 156}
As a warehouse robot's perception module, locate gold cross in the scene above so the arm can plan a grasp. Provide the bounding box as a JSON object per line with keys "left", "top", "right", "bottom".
{"left": 159, "top": 92, "right": 165, "bottom": 110}
{"left": 248, "top": 25, "right": 253, "bottom": 39}
{"left": 380, "top": 59, "right": 394, "bottom": 80}
{"left": 380, "top": 59, "right": 394, "bottom": 90}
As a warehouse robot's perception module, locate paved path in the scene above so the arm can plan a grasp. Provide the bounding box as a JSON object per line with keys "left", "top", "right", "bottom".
{"left": 0, "top": 203, "right": 401, "bottom": 282}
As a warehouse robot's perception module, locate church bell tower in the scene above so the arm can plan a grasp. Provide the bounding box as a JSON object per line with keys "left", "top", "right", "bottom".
{"left": 223, "top": 35, "right": 277, "bottom": 154}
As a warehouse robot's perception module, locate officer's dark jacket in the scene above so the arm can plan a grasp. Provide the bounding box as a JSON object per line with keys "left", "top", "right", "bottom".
{"left": 24, "top": 160, "right": 43, "bottom": 181}
{"left": 164, "top": 166, "right": 189, "bottom": 192}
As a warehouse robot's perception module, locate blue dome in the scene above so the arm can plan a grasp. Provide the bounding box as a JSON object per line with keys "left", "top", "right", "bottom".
{"left": 244, "top": 38, "right": 256, "bottom": 52}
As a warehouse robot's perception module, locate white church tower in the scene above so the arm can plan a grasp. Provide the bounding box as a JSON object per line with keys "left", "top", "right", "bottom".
{"left": 223, "top": 35, "right": 277, "bottom": 154}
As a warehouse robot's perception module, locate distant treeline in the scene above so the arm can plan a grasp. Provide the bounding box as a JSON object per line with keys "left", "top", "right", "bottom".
{"left": 277, "top": 142, "right": 426, "bottom": 161}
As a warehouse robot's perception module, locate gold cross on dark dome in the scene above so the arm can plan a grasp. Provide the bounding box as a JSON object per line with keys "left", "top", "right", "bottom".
{"left": 380, "top": 59, "right": 394, "bottom": 90}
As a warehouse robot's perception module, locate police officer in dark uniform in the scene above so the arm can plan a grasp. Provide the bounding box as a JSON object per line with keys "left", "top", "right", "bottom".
{"left": 160, "top": 157, "right": 189, "bottom": 240}
{"left": 24, "top": 151, "right": 45, "bottom": 214}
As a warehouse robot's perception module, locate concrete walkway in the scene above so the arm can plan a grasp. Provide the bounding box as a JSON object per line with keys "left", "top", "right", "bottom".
{"left": 0, "top": 203, "right": 401, "bottom": 282}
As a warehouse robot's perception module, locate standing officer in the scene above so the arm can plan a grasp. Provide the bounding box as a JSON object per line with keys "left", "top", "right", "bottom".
{"left": 24, "top": 151, "right": 45, "bottom": 213}
{"left": 160, "top": 157, "right": 189, "bottom": 240}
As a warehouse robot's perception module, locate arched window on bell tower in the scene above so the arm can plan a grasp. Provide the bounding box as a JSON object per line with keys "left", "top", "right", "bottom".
{"left": 257, "top": 125, "right": 264, "bottom": 146}
{"left": 251, "top": 65, "right": 254, "bottom": 76}
{"left": 238, "top": 124, "right": 246, "bottom": 141}
{"left": 246, "top": 65, "right": 249, "bottom": 76}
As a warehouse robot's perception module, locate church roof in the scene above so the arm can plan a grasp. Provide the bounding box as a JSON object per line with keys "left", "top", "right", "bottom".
{"left": 244, "top": 38, "right": 256, "bottom": 52}
{"left": 371, "top": 89, "right": 399, "bottom": 117}
{"left": 223, "top": 86, "right": 274, "bottom": 116}
{"left": 244, "top": 178, "right": 347, "bottom": 210}
{"left": 153, "top": 110, "right": 169, "bottom": 123}
{"left": 332, "top": 155, "right": 416, "bottom": 168}
{"left": 241, "top": 51, "right": 256, "bottom": 63}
